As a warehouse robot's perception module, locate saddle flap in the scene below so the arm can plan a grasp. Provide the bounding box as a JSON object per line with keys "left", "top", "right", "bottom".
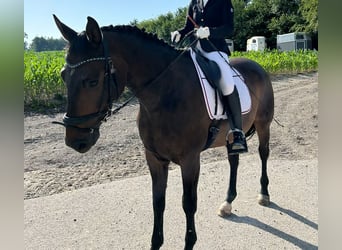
{"left": 195, "top": 52, "right": 221, "bottom": 89}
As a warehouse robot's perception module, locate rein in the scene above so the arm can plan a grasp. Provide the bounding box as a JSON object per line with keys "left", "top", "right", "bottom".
{"left": 135, "top": 37, "right": 198, "bottom": 94}
{"left": 110, "top": 34, "right": 198, "bottom": 113}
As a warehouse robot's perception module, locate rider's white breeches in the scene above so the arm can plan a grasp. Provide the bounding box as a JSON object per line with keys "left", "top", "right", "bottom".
{"left": 196, "top": 42, "right": 235, "bottom": 95}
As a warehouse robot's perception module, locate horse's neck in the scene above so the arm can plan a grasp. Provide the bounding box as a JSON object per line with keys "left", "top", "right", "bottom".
{"left": 106, "top": 31, "right": 177, "bottom": 96}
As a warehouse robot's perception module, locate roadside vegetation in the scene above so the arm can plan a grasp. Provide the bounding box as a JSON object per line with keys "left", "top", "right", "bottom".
{"left": 24, "top": 49, "right": 317, "bottom": 111}
{"left": 24, "top": 0, "right": 317, "bottom": 111}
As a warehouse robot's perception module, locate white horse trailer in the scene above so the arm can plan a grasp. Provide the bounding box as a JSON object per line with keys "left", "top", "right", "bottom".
{"left": 246, "top": 36, "right": 266, "bottom": 51}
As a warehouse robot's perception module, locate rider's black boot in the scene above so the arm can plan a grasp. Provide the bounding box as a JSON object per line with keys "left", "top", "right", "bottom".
{"left": 222, "top": 86, "right": 248, "bottom": 155}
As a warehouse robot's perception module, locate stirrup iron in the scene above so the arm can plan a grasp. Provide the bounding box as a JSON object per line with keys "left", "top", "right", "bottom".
{"left": 226, "top": 129, "right": 248, "bottom": 155}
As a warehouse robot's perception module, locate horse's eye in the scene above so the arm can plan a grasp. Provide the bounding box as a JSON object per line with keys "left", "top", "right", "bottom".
{"left": 88, "top": 80, "right": 98, "bottom": 87}
{"left": 82, "top": 79, "right": 98, "bottom": 88}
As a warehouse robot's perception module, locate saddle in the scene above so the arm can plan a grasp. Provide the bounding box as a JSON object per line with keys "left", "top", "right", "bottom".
{"left": 193, "top": 47, "right": 226, "bottom": 120}
{"left": 193, "top": 48, "right": 221, "bottom": 92}
{"left": 192, "top": 48, "right": 223, "bottom": 150}
{"left": 190, "top": 48, "right": 253, "bottom": 150}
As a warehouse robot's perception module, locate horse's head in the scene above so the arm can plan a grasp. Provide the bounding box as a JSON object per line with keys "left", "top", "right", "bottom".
{"left": 53, "top": 15, "right": 123, "bottom": 153}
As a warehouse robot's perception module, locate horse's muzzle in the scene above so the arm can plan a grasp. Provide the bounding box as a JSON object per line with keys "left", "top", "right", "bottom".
{"left": 65, "top": 128, "right": 100, "bottom": 153}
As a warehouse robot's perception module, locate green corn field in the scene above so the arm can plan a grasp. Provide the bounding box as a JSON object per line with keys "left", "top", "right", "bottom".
{"left": 231, "top": 49, "right": 318, "bottom": 74}
{"left": 24, "top": 51, "right": 66, "bottom": 109}
{"left": 24, "top": 49, "right": 317, "bottom": 110}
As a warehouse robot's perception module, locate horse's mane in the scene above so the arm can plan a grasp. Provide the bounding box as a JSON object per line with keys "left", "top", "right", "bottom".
{"left": 101, "top": 25, "right": 180, "bottom": 53}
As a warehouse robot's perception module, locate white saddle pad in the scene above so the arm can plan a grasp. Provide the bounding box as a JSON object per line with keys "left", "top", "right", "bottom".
{"left": 190, "top": 48, "right": 251, "bottom": 120}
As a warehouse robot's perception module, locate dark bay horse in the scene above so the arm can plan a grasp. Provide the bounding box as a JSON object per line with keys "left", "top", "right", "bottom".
{"left": 53, "top": 15, "right": 274, "bottom": 250}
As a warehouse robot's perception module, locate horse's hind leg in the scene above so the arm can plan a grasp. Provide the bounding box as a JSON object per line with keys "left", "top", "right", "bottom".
{"left": 255, "top": 123, "right": 271, "bottom": 206}
{"left": 218, "top": 153, "right": 239, "bottom": 217}
{"left": 180, "top": 155, "right": 200, "bottom": 250}
{"left": 146, "top": 149, "right": 170, "bottom": 250}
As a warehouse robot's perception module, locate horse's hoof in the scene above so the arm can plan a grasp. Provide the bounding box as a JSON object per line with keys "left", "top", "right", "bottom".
{"left": 257, "top": 194, "right": 270, "bottom": 206}
{"left": 217, "top": 201, "right": 232, "bottom": 217}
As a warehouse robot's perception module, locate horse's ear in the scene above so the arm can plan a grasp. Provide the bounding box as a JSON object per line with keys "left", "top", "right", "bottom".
{"left": 53, "top": 14, "right": 77, "bottom": 42}
{"left": 86, "top": 16, "right": 103, "bottom": 46}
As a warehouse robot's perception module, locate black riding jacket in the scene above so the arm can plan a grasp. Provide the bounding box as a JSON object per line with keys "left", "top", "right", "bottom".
{"left": 178, "top": 0, "right": 234, "bottom": 55}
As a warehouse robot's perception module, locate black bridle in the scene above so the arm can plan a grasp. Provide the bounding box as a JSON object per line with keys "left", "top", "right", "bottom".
{"left": 52, "top": 40, "right": 119, "bottom": 133}
{"left": 52, "top": 31, "right": 198, "bottom": 133}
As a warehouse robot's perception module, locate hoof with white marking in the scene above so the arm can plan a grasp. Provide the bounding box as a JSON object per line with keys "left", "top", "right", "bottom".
{"left": 257, "top": 194, "right": 270, "bottom": 206}
{"left": 217, "top": 201, "right": 232, "bottom": 217}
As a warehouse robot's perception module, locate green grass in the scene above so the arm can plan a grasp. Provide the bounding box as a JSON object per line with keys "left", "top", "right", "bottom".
{"left": 24, "top": 49, "right": 317, "bottom": 111}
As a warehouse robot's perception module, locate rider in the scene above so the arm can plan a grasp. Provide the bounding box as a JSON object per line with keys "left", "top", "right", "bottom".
{"left": 171, "top": 0, "right": 247, "bottom": 155}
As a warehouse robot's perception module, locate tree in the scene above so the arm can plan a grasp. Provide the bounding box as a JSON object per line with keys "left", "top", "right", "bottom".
{"left": 231, "top": 0, "right": 314, "bottom": 50}
{"left": 137, "top": 7, "right": 187, "bottom": 44}
{"left": 30, "top": 37, "right": 47, "bottom": 52}
{"left": 233, "top": 0, "right": 276, "bottom": 49}
{"left": 129, "top": 1, "right": 318, "bottom": 51}
{"left": 30, "top": 37, "right": 67, "bottom": 52}
{"left": 296, "top": 0, "right": 318, "bottom": 49}
{"left": 266, "top": 0, "right": 303, "bottom": 48}
{"left": 297, "top": 0, "right": 318, "bottom": 33}
{"left": 129, "top": 19, "right": 138, "bottom": 26}
{"left": 231, "top": 0, "right": 250, "bottom": 50}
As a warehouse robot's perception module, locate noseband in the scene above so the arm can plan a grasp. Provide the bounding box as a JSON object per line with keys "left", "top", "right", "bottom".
{"left": 52, "top": 40, "right": 119, "bottom": 133}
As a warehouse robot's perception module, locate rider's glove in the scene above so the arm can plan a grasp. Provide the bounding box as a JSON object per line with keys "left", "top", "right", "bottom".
{"left": 171, "top": 31, "right": 181, "bottom": 44}
{"left": 195, "top": 26, "right": 210, "bottom": 39}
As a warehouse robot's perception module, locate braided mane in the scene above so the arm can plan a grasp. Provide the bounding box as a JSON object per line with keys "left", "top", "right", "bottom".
{"left": 101, "top": 25, "right": 179, "bottom": 52}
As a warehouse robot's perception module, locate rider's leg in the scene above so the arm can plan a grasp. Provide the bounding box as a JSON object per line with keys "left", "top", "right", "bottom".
{"left": 200, "top": 50, "right": 247, "bottom": 154}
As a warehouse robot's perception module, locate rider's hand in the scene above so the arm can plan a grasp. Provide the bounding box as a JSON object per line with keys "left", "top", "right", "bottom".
{"left": 171, "top": 31, "right": 181, "bottom": 44}
{"left": 195, "top": 26, "right": 210, "bottom": 39}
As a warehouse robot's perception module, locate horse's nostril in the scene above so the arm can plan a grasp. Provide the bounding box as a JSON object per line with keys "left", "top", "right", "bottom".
{"left": 66, "top": 139, "right": 91, "bottom": 153}
{"left": 77, "top": 142, "right": 88, "bottom": 151}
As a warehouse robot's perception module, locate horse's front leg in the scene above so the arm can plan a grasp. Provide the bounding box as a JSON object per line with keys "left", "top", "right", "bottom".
{"left": 218, "top": 153, "right": 239, "bottom": 217}
{"left": 145, "top": 149, "right": 170, "bottom": 250}
{"left": 180, "top": 155, "right": 200, "bottom": 250}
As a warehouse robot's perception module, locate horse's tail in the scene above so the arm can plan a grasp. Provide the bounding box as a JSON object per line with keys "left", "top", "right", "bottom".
{"left": 245, "top": 124, "right": 256, "bottom": 140}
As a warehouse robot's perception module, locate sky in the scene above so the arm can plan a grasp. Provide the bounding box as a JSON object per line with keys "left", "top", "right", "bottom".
{"left": 24, "top": 0, "right": 189, "bottom": 43}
